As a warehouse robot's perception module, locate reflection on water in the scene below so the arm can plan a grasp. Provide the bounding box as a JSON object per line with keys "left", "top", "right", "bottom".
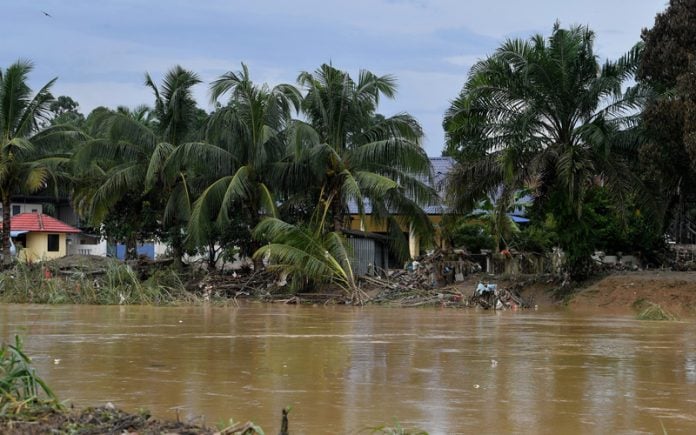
{"left": 1, "top": 303, "right": 695, "bottom": 434}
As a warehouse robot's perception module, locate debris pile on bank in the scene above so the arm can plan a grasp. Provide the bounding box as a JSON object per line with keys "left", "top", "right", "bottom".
{"left": 191, "top": 249, "right": 534, "bottom": 308}
{"left": 468, "top": 282, "right": 531, "bottom": 310}
{"left": 45, "top": 254, "right": 120, "bottom": 276}
{"left": 196, "top": 270, "right": 285, "bottom": 300}
{"left": 0, "top": 403, "right": 285, "bottom": 435}
{"left": 358, "top": 250, "right": 531, "bottom": 309}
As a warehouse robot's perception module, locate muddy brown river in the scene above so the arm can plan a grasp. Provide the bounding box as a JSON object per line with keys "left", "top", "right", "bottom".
{"left": 1, "top": 303, "right": 695, "bottom": 434}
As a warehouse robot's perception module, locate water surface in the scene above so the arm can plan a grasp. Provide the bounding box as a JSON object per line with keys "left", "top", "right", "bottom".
{"left": 1, "top": 303, "right": 695, "bottom": 434}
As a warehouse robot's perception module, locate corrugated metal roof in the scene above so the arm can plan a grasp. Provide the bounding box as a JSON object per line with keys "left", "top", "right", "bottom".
{"left": 7, "top": 213, "right": 81, "bottom": 233}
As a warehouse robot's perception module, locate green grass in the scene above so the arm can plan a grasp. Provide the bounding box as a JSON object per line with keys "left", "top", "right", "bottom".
{"left": 366, "top": 420, "right": 428, "bottom": 435}
{"left": 635, "top": 301, "right": 677, "bottom": 321}
{"left": 0, "top": 263, "right": 199, "bottom": 305}
{"left": 0, "top": 336, "right": 59, "bottom": 416}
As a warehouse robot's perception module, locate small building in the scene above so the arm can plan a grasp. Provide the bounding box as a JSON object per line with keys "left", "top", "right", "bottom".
{"left": 9, "top": 212, "right": 81, "bottom": 262}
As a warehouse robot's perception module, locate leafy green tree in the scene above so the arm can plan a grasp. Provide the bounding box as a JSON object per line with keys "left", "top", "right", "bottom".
{"left": 0, "top": 60, "right": 79, "bottom": 263}
{"left": 443, "top": 24, "right": 648, "bottom": 277}
{"left": 72, "top": 108, "right": 163, "bottom": 258}
{"left": 465, "top": 192, "right": 531, "bottom": 251}
{"left": 47, "top": 95, "right": 85, "bottom": 128}
{"left": 251, "top": 64, "right": 437, "bottom": 300}
{"left": 440, "top": 219, "right": 495, "bottom": 254}
{"left": 637, "top": 0, "right": 696, "bottom": 242}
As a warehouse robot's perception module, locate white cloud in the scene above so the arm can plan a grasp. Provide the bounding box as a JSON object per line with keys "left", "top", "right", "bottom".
{"left": 53, "top": 81, "right": 154, "bottom": 113}
{"left": 443, "top": 54, "right": 485, "bottom": 67}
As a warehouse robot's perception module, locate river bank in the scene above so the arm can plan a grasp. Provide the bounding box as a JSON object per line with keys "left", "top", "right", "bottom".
{"left": 567, "top": 270, "right": 696, "bottom": 317}
{"left": 0, "top": 405, "right": 220, "bottom": 434}
{"left": 446, "top": 270, "right": 696, "bottom": 318}
{"left": 2, "top": 255, "right": 695, "bottom": 318}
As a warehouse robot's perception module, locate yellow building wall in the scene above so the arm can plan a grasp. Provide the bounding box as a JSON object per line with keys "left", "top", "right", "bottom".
{"left": 19, "top": 233, "right": 67, "bottom": 262}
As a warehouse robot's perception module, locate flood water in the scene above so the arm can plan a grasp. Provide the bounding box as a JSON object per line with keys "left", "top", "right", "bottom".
{"left": 1, "top": 303, "right": 695, "bottom": 434}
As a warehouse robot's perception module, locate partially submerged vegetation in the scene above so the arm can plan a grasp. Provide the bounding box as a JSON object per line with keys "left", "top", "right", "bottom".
{"left": 634, "top": 300, "right": 677, "bottom": 321}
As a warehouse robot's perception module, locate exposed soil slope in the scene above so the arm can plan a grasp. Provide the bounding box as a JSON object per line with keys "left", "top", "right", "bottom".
{"left": 568, "top": 271, "right": 696, "bottom": 316}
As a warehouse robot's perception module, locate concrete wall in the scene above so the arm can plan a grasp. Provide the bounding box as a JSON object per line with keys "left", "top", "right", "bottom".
{"left": 66, "top": 234, "right": 107, "bottom": 256}
{"left": 20, "top": 232, "right": 67, "bottom": 262}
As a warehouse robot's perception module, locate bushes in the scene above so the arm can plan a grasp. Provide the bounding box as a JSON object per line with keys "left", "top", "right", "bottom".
{"left": 0, "top": 262, "right": 198, "bottom": 305}
{"left": 0, "top": 336, "right": 58, "bottom": 415}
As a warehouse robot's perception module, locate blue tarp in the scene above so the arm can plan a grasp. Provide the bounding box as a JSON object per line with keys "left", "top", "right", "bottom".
{"left": 510, "top": 215, "right": 530, "bottom": 223}
{"left": 114, "top": 243, "right": 155, "bottom": 260}
{"left": 10, "top": 230, "right": 28, "bottom": 237}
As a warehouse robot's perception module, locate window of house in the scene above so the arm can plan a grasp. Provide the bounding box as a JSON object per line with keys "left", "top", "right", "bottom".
{"left": 47, "top": 234, "right": 60, "bottom": 252}
{"left": 12, "top": 205, "right": 21, "bottom": 216}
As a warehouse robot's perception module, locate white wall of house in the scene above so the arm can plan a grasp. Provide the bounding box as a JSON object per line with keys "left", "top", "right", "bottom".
{"left": 66, "top": 234, "right": 107, "bottom": 256}
{"left": 0, "top": 203, "right": 43, "bottom": 219}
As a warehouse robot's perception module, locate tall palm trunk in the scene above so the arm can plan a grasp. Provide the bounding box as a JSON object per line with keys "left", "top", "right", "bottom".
{"left": 247, "top": 205, "right": 265, "bottom": 272}
{"left": 207, "top": 241, "right": 217, "bottom": 270}
{"left": 332, "top": 200, "right": 344, "bottom": 232}
{"left": 167, "top": 224, "right": 185, "bottom": 270}
{"left": 125, "top": 233, "right": 138, "bottom": 260}
{"left": 2, "top": 193, "right": 11, "bottom": 266}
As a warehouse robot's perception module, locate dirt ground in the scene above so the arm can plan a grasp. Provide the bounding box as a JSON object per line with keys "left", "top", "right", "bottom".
{"left": 446, "top": 270, "right": 696, "bottom": 317}
{"left": 0, "top": 405, "right": 216, "bottom": 435}
{"left": 567, "top": 270, "right": 696, "bottom": 316}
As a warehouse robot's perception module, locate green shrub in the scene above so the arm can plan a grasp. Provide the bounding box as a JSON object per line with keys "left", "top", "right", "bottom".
{"left": 0, "top": 336, "right": 58, "bottom": 415}
{"left": 636, "top": 302, "right": 676, "bottom": 321}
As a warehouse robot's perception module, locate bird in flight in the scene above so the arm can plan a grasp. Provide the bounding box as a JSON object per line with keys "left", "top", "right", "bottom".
{"left": 42, "top": 11, "right": 52, "bottom": 18}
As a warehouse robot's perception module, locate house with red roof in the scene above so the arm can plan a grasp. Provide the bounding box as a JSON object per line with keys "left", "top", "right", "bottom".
{"left": 8, "top": 212, "right": 81, "bottom": 261}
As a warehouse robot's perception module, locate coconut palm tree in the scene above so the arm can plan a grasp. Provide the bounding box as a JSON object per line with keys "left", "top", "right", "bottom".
{"left": 465, "top": 190, "right": 532, "bottom": 251}
{"left": 288, "top": 64, "right": 437, "bottom": 259}
{"left": 444, "top": 24, "right": 647, "bottom": 215}
{"left": 166, "top": 64, "right": 301, "bottom": 264}
{"left": 253, "top": 217, "right": 361, "bottom": 301}
{"left": 0, "top": 60, "right": 79, "bottom": 264}
{"left": 145, "top": 65, "right": 202, "bottom": 146}
{"left": 72, "top": 66, "right": 202, "bottom": 260}
{"left": 252, "top": 65, "right": 437, "bottom": 302}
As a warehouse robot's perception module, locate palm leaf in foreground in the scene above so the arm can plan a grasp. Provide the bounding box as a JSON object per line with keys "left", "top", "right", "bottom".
{"left": 253, "top": 218, "right": 366, "bottom": 304}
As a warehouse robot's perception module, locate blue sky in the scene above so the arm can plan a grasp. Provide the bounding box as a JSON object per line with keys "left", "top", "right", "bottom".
{"left": 2, "top": 0, "right": 666, "bottom": 156}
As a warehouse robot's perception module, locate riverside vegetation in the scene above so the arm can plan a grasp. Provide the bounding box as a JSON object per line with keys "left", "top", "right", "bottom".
{"left": 1, "top": 4, "right": 696, "bottom": 306}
